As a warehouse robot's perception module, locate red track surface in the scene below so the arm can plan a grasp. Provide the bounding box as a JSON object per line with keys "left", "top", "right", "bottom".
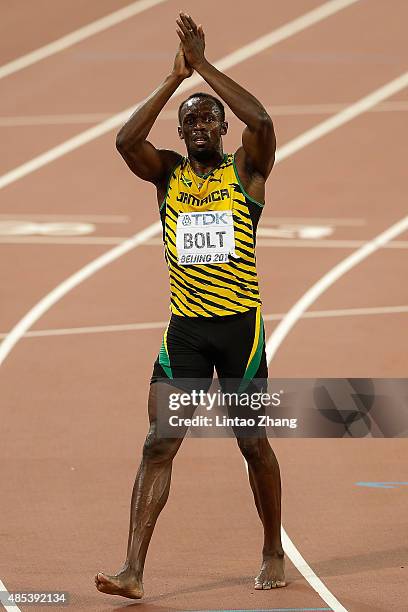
{"left": 1, "top": 1, "right": 407, "bottom": 611}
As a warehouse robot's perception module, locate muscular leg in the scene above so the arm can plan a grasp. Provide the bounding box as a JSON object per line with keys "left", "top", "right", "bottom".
{"left": 237, "top": 436, "right": 286, "bottom": 589}
{"left": 95, "top": 382, "right": 192, "bottom": 599}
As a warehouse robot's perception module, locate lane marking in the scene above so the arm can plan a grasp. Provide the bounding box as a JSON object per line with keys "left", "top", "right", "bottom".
{"left": 2, "top": 99, "right": 408, "bottom": 127}
{"left": 265, "top": 215, "right": 408, "bottom": 362}
{"left": 1, "top": 305, "right": 407, "bottom": 341}
{"left": 0, "top": 0, "right": 168, "bottom": 81}
{"left": 0, "top": 213, "right": 129, "bottom": 223}
{"left": 0, "top": 578, "right": 20, "bottom": 612}
{"left": 0, "top": 0, "right": 361, "bottom": 191}
{"left": 355, "top": 482, "right": 408, "bottom": 489}
{"left": 275, "top": 72, "right": 408, "bottom": 163}
{"left": 3, "top": 237, "right": 408, "bottom": 249}
{"left": 261, "top": 218, "right": 366, "bottom": 226}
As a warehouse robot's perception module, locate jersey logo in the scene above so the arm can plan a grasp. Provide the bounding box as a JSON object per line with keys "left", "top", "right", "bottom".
{"left": 181, "top": 175, "right": 192, "bottom": 188}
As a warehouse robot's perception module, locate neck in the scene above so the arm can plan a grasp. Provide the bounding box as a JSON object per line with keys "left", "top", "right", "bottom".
{"left": 187, "top": 149, "right": 224, "bottom": 176}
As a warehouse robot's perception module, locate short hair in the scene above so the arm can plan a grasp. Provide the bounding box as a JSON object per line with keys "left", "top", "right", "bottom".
{"left": 178, "top": 92, "right": 225, "bottom": 124}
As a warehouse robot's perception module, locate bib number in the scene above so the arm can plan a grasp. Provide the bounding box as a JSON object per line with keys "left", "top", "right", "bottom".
{"left": 176, "top": 211, "right": 237, "bottom": 265}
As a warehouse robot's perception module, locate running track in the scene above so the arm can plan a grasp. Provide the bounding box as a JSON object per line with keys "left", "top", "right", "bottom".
{"left": 1, "top": 1, "right": 407, "bottom": 611}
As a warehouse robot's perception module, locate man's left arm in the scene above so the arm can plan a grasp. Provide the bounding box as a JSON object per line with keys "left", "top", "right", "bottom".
{"left": 177, "top": 13, "right": 276, "bottom": 179}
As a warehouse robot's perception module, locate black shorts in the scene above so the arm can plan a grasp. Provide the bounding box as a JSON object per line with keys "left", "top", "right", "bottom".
{"left": 151, "top": 306, "right": 267, "bottom": 392}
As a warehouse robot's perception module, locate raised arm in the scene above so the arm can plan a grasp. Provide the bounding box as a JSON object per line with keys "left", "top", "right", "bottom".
{"left": 176, "top": 13, "right": 275, "bottom": 181}
{"left": 116, "top": 46, "right": 192, "bottom": 185}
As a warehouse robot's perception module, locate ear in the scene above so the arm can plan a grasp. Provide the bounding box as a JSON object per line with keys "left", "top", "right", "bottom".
{"left": 221, "top": 121, "right": 228, "bottom": 136}
{"left": 178, "top": 126, "right": 184, "bottom": 140}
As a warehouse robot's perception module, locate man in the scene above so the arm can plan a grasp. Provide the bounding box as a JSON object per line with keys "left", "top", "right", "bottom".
{"left": 95, "top": 13, "right": 285, "bottom": 599}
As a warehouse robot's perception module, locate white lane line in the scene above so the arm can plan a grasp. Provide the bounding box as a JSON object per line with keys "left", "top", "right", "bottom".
{"left": 4, "top": 237, "right": 408, "bottom": 249}
{"left": 2, "top": 99, "right": 408, "bottom": 127}
{"left": 265, "top": 215, "right": 408, "bottom": 362}
{"left": 262, "top": 217, "right": 366, "bottom": 226}
{"left": 0, "top": 0, "right": 167, "bottom": 81}
{"left": 0, "top": 578, "right": 20, "bottom": 612}
{"left": 0, "top": 0, "right": 361, "bottom": 192}
{"left": 257, "top": 239, "right": 408, "bottom": 249}
{"left": 0, "top": 221, "right": 161, "bottom": 365}
{"left": 1, "top": 305, "right": 406, "bottom": 341}
{"left": 248, "top": 457, "right": 348, "bottom": 611}
{"left": 280, "top": 528, "right": 347, "bottom": 612}
{"left": 276, "top": 71, "right": 408, "bottom": 162}
{"left": 0, "top": 214, "right": 129, "bottom": 223}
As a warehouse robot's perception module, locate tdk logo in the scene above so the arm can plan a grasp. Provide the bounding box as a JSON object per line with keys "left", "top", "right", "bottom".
{"left": 182, "top": 215, "right": 192, "bottom": 226}
{"left": 191, "top": 212, "right": 229, "bottom": 225}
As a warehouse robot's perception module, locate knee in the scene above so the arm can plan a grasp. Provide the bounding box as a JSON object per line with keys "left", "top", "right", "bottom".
{"left": 142, "top": 426, "right": 179, "bottom": 464}
{"left": 237, "top": 438, "right": 264, "bottom": 463}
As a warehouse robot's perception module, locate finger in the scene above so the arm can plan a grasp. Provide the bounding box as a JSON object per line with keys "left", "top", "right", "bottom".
{"left": 176, "top": 28, "right": 185, "bottom": 42}
{"left": 176, "top": 17, "right": 190, "bottom": 37}
{"left": 198, "top": 25, "right": 205, "bottom": 40}
{"left": 179, "top": 13, "right": 196, "bottom": 34}
{"left": 185, "top": 13, "right": 198, "bottom": 31}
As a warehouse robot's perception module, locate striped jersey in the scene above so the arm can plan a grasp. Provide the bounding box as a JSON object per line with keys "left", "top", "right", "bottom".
{"left": 159, "top": 153, "right": 264, "bottom": 317}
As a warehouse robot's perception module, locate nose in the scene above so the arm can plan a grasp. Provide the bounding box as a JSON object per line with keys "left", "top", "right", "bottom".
{"left": 193, "top": 117, "right": 205, "bottom": 130}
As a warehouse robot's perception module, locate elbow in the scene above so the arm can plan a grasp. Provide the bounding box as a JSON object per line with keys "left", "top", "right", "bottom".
{"left": 116, "top": 129, "right": 127, "bottom": 153}
{"left": 257, "top": 111, "right": 273, "bottom": 133}
{"left": 260, "top": 112, "right": 276, "bottom": 151}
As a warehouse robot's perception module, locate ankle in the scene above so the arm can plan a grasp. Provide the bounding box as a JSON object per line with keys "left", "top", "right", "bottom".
{"left": 262, "top": 547, "right": 284, "bottom": 559}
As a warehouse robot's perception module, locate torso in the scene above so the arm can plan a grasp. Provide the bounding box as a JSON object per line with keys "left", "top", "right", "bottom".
{"left": 158, "top": 153, "right": 265, "bottom": 317}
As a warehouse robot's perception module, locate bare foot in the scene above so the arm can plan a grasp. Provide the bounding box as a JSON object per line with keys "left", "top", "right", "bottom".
{"left": 94, "top": 567, "right": 144, "bottom": 599}
{"left": 254, "top": 552, "right": 286, "bottom": 589}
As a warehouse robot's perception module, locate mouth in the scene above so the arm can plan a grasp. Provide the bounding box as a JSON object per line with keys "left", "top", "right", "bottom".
{"left": 192, "top": 135, "right": 208, "bottom": 145}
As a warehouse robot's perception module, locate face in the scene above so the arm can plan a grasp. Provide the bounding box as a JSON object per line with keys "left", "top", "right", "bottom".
{"left": 178, "top": 97, "right": 228, "bottom": 161}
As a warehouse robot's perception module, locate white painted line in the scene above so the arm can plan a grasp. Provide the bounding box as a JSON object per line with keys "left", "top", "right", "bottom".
{"left": 4, "top": 236, "right": 408, "bottom": 249}
{"left": 0, "top": 321, "right": 168, "bottom": 340}
{"left": 0, "top": 578, "right": 21, "bottom": 612}
{"left": 2, "top": 100, "right": 408, "bottom": 127}
{"left": 0, "top": 114, "right": 113, "bottom": 126}
{"left": 0, "top": 0, "right": 167, "bottom": 81}
{"left": 0, "top": 0, "right": 361, "bottom": 192}
{"left": 0, "top": 221, "right": 161, "bottom": 365}
{"left": 256, "top": 239, "right": 408, "bottom": 249}
{"left": 0, "top": 236, "right": 126, "bottom": 245}
{"left": 280, "top": 527, "right": 347, "bottom": 612}
{"left": 0, "top": 213, "right": 129, "bottom": 223}
{"left": 261, "top": 217, "right": 366, "bottom": 226}
{"left": 1, "top": 305, "right": 406, "bottom": 341}
{"left": 265, "top": 215, "right": 408, "bottom": 362}
{"left": 276, "top": 71, "right": 408, "bottom": 163}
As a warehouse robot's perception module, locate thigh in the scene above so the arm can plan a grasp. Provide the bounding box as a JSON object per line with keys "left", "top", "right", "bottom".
{"left": 214, "top": 306, "right": 268, "bottom": 391}
{"left": 151, "top": 315, "right": 214, "bottom": 391}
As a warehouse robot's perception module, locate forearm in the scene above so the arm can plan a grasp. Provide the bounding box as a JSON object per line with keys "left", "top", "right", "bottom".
{"left": 116, "top": 73, "right": 183, "bottom": 150}
{"left": 195, "top": 59, "right": 271, "bottom": 130}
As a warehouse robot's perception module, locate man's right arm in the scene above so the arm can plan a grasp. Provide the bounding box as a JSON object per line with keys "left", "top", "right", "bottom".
{"left": 116, "top": 46, "right": 192, "bottom": 185}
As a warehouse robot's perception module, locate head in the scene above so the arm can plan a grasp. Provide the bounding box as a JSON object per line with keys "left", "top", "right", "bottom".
{"left": 178, "top": 93, "right": 228, "bottom": 161}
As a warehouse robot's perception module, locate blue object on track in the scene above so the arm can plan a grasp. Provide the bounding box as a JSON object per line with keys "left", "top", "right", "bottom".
{"left": 356, "top": 481, "right": 408, "bottom": 488}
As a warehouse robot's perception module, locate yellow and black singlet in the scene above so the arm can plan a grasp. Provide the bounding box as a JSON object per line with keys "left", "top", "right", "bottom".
{"left": 159, "top": 153, "right": 264, "bottom": 317}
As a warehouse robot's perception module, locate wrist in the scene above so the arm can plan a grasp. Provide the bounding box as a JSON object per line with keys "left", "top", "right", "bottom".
{"left": 168, "top": 71, "right": 186, "bottom": 84}
{"left": 191, "top": 57, "right": 208, "bottom": 72}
